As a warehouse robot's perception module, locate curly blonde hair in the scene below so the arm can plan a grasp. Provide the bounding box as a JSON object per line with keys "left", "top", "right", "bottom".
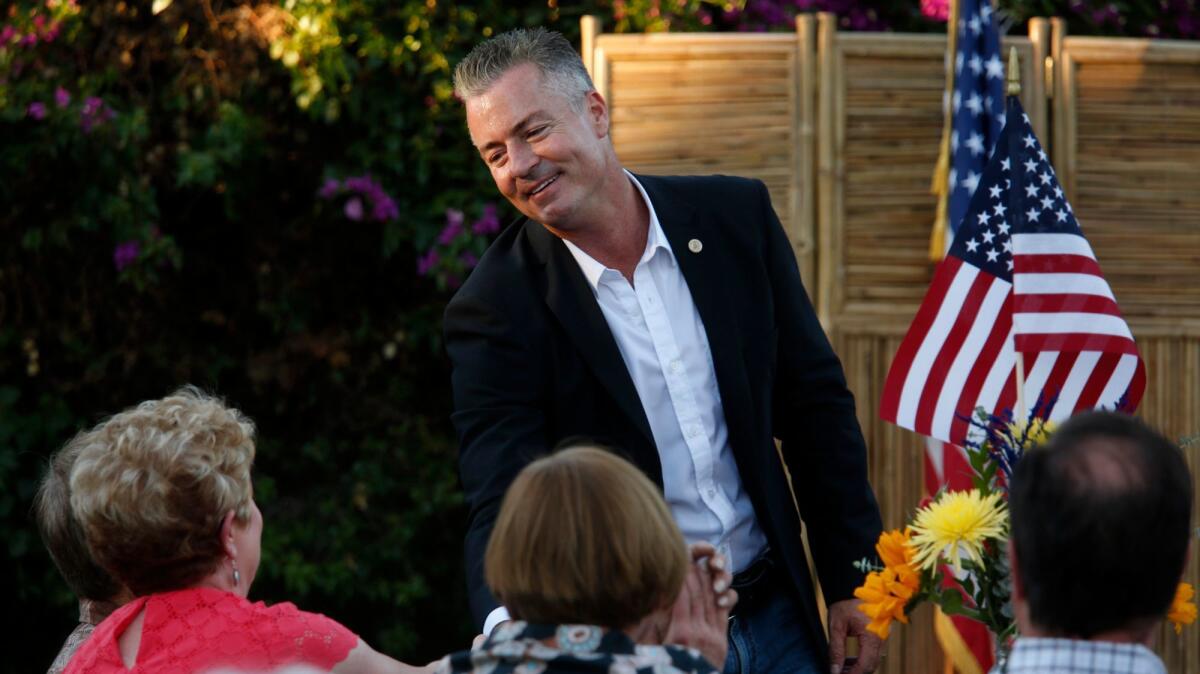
{"left": 69, "top": 387, "right": 256, "bottom": 595}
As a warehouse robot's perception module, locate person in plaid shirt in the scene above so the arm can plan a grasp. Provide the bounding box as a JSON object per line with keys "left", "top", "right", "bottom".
{"left": 1000, "top": 411, "right": 1193, "bottom": 673}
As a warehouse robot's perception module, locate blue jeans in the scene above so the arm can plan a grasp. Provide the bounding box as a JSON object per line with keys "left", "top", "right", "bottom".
{"left": 722, "top": 586, "right": 823, "bottom": 674}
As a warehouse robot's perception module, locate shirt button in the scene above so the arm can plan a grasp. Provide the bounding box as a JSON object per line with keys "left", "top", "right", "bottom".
{"left": 670, "top": 359, "right": 683, "bottom": 374}
{"left": 706, "top": 487, "right": 717, "bottom": 498}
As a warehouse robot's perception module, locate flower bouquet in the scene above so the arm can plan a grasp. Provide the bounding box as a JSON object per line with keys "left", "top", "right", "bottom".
{"left": 853, "top": 403, "right": 1197, "bottom": 654}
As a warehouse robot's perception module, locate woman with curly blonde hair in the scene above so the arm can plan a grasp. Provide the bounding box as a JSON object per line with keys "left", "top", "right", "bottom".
{"left": 63, "top": 387, "right": 432, "bottom": 674}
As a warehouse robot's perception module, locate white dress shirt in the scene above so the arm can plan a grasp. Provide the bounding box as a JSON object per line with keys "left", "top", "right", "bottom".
{"left": 994, "top": 637, "right": 1166, "bottom": 674}
{"left": 483, "top": 172, "right": 768, "bottom": 634}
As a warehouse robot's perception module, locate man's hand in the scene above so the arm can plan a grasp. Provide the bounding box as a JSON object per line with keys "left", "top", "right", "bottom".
{"left": 828, "top": 598, "right": 882, "bottom": 674}
{"left": 664, "top": 543, "right": 738, "bottom": 668}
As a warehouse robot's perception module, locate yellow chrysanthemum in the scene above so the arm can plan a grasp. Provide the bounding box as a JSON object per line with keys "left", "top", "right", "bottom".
{"left": 1008, "top": 418, "right": 1056, "bottom": 447}
{"left": 909, "top": 489, "right": 1007, "bottom": 572}
{"left": 855, "top": 529, "right": 922, "bottom": 640}
{"left": 1168, "top": 582, "right": 1197, "bottom": 634}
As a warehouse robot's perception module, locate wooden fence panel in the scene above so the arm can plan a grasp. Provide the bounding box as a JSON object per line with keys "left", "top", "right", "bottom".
{"left": 585, "top": 22, "right": 818, "bottom": 294}
{"left": 582, "top": 15, "right": 1200, "bottom": 673}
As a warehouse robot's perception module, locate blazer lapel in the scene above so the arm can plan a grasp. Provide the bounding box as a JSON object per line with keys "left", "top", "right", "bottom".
{"left": 527, "top": 222, "right": 657, "bottom": 453}
{"left": 639, "top": 176, "right": 760, "bottom": 463}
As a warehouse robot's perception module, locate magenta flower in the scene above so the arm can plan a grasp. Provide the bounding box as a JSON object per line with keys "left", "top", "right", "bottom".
{"left": 80, "top": 96, "right": 115, "bottom": 133}
{"left": 54, "top": 86, "right": 70, "bottom": 108}
{"left": 371, "top": 195, "right": 399, "bottom": 222}
{"left": 27, "top": 101, "right": 47, "bottom": 120}
{"left": 317, "top": 177, "right": 340, "bottom": 199}
{"left": 344, "top": 196, "right": 364, "bottom": 221}
{"left": 461, "top": 251, "right": 479, "bottom": 270}
{"left": 471, "top": 203, "right": 501, "bottom": 235}
{"left": 43, "top": 22, "right": 60, "bottom": 43}
{"left": 0, "top": 25, "right": 14, "bottom": 44}
{"left": 439, "top": 208, "right": 464, "bottom": 245}
{"left": 921, "top": 0, "right": 950, "bottom": 21}
{"left": 113, "top": 240, "right": 140, "bottom": 271}
{"left": 416, "top": 249, "right": 440, "bottom": 276}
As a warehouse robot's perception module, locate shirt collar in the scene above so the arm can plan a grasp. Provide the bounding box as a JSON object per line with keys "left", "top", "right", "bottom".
{"left": 561, "top": 170, "right": 675, "bottom": 292}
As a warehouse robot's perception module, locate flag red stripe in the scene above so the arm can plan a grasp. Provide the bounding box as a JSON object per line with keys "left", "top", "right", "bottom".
{"left": 1072, "top": 352, "right": 1122, "bottom": 412}
{"left": 1013, "top": 293, "right": 1122, "bottom": 316}
{"left": 1039, "top": 351, "right": 1080, "bottom": 417}
{"left": 914, "top": 272, "right": 996, "bottom": 435}
{"left": 949, "top": 299, "right": 1014, "bottom": 445}
{"left": 1014, "top": 253, "right": 1103, "bottom": 276}
{"left": 1015, "top": 333, "right": 1140, "bottom": 354}
{"left": 881, "top": 257, "right": 965, "bottom": 422}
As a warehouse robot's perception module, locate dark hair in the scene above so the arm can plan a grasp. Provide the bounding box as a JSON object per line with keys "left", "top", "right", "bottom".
{"left": 33, "top": 440, "right": 123, "bottom": 602}
{"left": 1009, "top": 411, "right": 1193, "bottom": 637}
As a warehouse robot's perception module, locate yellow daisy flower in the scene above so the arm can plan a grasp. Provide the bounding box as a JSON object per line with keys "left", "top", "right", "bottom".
{"left": 909, "top": 489, "right": 1007, "bottom": 572}
{"left": 1168, "top": 582, "right": 1197, "bottom": 634}
{"left": 1008, "top": 418, "right": 1056, "bottom": 447}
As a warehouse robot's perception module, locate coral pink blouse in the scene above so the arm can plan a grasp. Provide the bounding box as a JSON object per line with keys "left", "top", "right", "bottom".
{"left": 64, "top": 587, "right": 358, "bottom": 673}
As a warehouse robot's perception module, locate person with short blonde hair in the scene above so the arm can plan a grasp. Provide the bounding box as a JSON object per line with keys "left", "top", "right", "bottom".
{"left": 438, "top": 446, "right": 734, "bottom": 673}
{"left": 35, "top": 440, "right": 130, "bottom": 674}
{"left": 62, "top": 387, "right": 433, "bottom": 674}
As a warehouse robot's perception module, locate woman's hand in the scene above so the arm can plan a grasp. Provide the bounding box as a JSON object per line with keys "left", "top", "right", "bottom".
{"left": 664, "top": 542, "right": 737, "bottom": 668}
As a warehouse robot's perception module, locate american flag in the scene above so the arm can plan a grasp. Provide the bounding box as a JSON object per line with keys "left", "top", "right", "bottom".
{"left": 947, "top": 0, "right": 1006, "bottom": 239}
{"left": 883, "top": 95, "right": 1146, "bottom": 448}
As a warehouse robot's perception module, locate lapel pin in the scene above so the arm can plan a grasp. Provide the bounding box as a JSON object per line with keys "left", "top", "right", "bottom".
{"left": 687, "top": 238, "right": 703, "bottom": 254}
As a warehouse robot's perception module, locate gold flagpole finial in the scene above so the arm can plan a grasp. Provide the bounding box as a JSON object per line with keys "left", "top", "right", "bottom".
{"left": 1006, "top": 46, "right": 1021, "bottom": 96}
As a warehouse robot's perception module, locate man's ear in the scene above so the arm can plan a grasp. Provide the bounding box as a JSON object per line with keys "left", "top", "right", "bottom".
{"left": 584, "top": 89, "right": 610, "bottom": 138}
{"left": 219, "top": 510, "right": 238, "bottom": 558}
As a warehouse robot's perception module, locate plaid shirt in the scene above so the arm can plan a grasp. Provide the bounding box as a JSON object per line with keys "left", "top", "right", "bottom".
{"left": 994, "top": 637, "right": 1166, "bottom": 674}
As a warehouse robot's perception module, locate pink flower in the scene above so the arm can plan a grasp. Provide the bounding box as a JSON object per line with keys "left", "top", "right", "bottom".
{"left": 438, "top": 208, "right": 464, "bottom": 245}
{"left": 471, "top": 203, "right": 501, "bottom": 235}
{"left": 27, "top": 102, "right": 47, "bottom": 120}
{"left": 317, "top": 177, "right": 340, "bottom": 199}
{"left": 54, "top": 86, "right": 70, "bottom": 108}
{"left": 18, "top": 33, "right": 37, "bottom": 48}
{"left": 113, "top": 240, "right": 140, "bottom": 271}
{"left": 417, "top": 249, "right": 440, "bottom": 276}
{"left": 80, "top": 96, "right": 115, "bottom": 133}
{"left": 344, "top": 196, "right": 364, "bottom": 221}
{"left": 371, "top": 195, "right": 399, "bottom": 222}
{"left": 921, "top": 0, "right": 950, "bottom": 21}
{"left": 461, "top": 251, "right": 479, "bottom": 269}
{"left": 43, "top": 22, "right": 60, "bottom": 43}
{"left": 0, "top": 25, "right": 14, "bottom": 44}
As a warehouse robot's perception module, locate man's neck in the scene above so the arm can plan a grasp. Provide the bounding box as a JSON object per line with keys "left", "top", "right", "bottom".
{"left": 1021, "top": 624, "right": 1156, "bottom": 648}
{"left": 546, "top": 169, "right": 649, "bottom": 283}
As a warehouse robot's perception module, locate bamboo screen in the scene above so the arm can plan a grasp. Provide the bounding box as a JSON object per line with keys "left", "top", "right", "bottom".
{"left": 584, "top": 18, "right": 818, "bottom": 293}
{"left": 583, "top": 14, "right": 1200, "bottom": 674}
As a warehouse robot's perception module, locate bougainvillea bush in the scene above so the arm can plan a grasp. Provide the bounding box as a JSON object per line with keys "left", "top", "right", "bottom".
{"left": 3, "top": 1, "right": 1191, "bottom": 672}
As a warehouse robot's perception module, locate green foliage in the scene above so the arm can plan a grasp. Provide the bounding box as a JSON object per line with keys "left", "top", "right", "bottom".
{"left": 0, "top": 0, "right": 592, "bottom": 670}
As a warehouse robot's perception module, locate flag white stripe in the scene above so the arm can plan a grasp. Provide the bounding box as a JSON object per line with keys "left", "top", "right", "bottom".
{"left": 1012, "top": 233, "right": 1097, "bottom": 258}
{"left": 970, "top": 327, "right": 1016, "bottom": 433}
{"left": 931, "top": 279, "right": 1011, "bottom": 440}
{"left": 1049, "top": 351, "right": 1102, "bottom": 421}
{"left": 1022, "top": 351, "right": 1057, "bottom": 413}
{"left": 1013, "top": 312, "right": 1135, "bottom": 339}
{"left": 896, "top": 265, "right": 981, "bottom": 428}
{"left": 1095, "top": 354, "right": 1139, "bottom": 409}
{"left": 1013, "top": 273, "right": 1115, "bottom": 300}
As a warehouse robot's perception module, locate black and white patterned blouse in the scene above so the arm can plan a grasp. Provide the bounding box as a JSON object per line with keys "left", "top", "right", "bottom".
{"left": 435, "top": 621, "right": 720, "bottom": 674}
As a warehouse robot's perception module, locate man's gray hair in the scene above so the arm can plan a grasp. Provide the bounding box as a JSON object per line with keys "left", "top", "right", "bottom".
{"left": 454, "top": 28, "right": 595, "bottom": 108}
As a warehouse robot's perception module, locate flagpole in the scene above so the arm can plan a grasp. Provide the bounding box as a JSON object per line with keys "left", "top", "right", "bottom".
{"left": 929, "top": 0, "right": 961, "bottom": 263}
{"left": 1006, "top": 46, "right": 1030, "bottom": 422}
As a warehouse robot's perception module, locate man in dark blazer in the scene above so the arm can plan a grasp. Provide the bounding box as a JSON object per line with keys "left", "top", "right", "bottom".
{"left": 446, "top": 28, "right": 884, "bottom": 674}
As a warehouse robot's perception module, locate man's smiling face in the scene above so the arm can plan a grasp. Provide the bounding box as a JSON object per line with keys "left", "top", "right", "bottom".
{"left": 465, "top": 63, "right": 611, "bottom": 230}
